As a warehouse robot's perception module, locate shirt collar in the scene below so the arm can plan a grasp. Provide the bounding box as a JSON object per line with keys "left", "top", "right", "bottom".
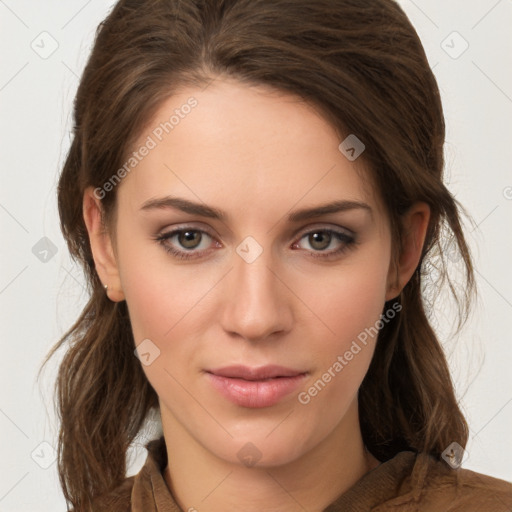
{"left": 132, "top": 436, "right": 419, "bottom": 512}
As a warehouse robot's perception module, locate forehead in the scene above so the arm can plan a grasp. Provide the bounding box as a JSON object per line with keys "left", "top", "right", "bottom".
{"left": 118, "top": 78, "right": 384, "bottom": 222}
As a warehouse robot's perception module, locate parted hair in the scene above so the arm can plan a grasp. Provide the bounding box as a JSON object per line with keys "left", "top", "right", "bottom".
{"left": 48, "top": 0, "right": 475, "bottom": 509}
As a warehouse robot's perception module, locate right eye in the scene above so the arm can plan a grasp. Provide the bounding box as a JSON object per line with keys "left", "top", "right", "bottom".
{"left": 155, "top": 227, "right": 221, "bottom": 260}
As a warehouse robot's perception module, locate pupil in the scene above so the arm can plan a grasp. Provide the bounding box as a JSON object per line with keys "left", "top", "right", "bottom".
{"left": 310, "top": 232, "right": 330, "bottom": 250}
{"left": 180, "top": 231, "right": 201, "bottom": 249}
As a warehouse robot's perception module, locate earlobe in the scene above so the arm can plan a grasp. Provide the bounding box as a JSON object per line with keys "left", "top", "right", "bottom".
{"left": 385, "top": 202, "right": 430, "bottom": 301}
{"left": 82, "top": 187, "right": 125, "bottom": 302}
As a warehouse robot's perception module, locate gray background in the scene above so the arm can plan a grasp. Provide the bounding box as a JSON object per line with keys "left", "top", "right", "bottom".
{"left": 1, "top": 0, "right": 511, "bottom": 510}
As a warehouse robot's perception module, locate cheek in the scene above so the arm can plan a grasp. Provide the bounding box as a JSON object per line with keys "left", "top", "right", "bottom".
{"left": 300, "top": 255, "right": 390, "bottom": 344}
{"left": 118, "top": 239, "right": 217, "bottom": 343}
{"left": 292, "top": 254, "right": 391, "bottom": 395}
{"left": 116, "top": 239, "right": 230, "bottom": 401}
{"left": 119, "top": 258, "right": 209, "bottom": 400}
{"left": 294, "top": 299, "right": 386, "bottom": 439}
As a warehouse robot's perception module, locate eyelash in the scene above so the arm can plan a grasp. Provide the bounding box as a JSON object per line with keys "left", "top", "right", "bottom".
{"left": 154, "top": 226, "right": 357, "bottom": 261}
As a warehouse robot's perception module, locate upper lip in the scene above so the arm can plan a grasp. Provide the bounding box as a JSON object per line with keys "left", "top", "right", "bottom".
{"left": 207, "top": 365, "right": 306, "bottom": 381}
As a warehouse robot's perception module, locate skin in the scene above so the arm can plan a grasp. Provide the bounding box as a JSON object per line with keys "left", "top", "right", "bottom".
{"left": 83, "top": 77, "right": 430, "bottom": 512}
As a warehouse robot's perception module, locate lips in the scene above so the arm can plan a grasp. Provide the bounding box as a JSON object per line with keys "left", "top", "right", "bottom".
{"left": 205, "top": 365, "right": 308, "bottom": 408}
{"left": 208, "top": 365, "right": 305, "bottom": 380}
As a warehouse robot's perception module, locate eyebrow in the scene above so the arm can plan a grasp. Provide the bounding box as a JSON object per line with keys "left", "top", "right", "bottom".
{"left": 140, "top": 196, "right": 227, "bottom": 220}
{"left": 140, "top": 196, "right": 372, "bottom": 222}
{"left": 287, "top": 199, "right": 372, "bottom": 222}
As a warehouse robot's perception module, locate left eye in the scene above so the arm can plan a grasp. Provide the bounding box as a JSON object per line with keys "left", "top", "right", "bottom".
{"left": 293, "top": 229, "right": 354, "bottom": 253}
{"left": 170, "top": 229, "right": 209, "bottom": 250}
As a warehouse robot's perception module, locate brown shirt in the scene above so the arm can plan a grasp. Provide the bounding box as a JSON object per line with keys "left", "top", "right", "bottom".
{"left": 91, "top": 437, "right": 512, "bottom": 511}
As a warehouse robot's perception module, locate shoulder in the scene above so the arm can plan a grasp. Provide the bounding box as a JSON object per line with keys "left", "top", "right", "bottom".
{"left": 84, "top": 438, "right": 168, "bottom": 511}
{"left": 423, "top": 461, "right": 512, "bottom": 511}
{"left": 84, "top": 475, "right": 135, "bottom": 512}
{"left": 381, "top": 451, "right": 512, "bottom": 512}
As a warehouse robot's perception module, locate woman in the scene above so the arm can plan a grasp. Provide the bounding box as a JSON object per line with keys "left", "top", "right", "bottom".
{"left": 49, "top": 0, "right": 512, "bottom": 510}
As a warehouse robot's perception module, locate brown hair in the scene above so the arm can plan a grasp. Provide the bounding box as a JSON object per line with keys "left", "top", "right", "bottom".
{"left": 47, "top": 0, "right": 475, "bottom": 509}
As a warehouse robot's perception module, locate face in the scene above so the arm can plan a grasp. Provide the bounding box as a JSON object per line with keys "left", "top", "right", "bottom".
{"left": 102, "top": 78, "right": 398, "bottom": 467}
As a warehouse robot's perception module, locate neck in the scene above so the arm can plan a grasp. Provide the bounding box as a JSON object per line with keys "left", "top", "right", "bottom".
{"left": 161, "top": 400, "right": 380, "bottom": 512}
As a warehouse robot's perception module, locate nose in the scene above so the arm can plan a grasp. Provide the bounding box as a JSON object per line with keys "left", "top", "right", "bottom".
{"left": 219, "top": 248, "right": 293, "bottom": 343}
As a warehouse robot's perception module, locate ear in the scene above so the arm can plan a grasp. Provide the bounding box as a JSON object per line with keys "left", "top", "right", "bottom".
{"left": 385, "top": 202, "right": 430, "bottom": 301}
{"left": 83, "top": 187, "right": 125, "bottom": 302}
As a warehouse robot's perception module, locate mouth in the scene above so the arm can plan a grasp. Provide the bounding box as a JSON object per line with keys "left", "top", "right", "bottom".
{"left": 205, "top": 365, "right": 308, "bottom": 408}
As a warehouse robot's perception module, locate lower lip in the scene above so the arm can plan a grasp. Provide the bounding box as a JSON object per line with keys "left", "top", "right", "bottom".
{"left": 206, "top": 372, "right": 307, "bottom": 408}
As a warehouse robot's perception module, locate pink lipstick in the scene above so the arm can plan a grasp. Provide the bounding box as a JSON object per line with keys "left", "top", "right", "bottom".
{"left": 205, "top": 365, "right": 307, "bottom": 408}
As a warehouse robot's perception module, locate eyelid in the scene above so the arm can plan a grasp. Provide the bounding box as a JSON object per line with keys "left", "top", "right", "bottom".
{"left": 293, "top": 222, "right": 354, "bottom": 238}
{"left": 157, "top": 223, "right": 219, "bottom": 240}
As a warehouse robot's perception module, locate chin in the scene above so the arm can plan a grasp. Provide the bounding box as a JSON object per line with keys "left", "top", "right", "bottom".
{"left": 205, "top": 428, "right": 315, "bottom": 469}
